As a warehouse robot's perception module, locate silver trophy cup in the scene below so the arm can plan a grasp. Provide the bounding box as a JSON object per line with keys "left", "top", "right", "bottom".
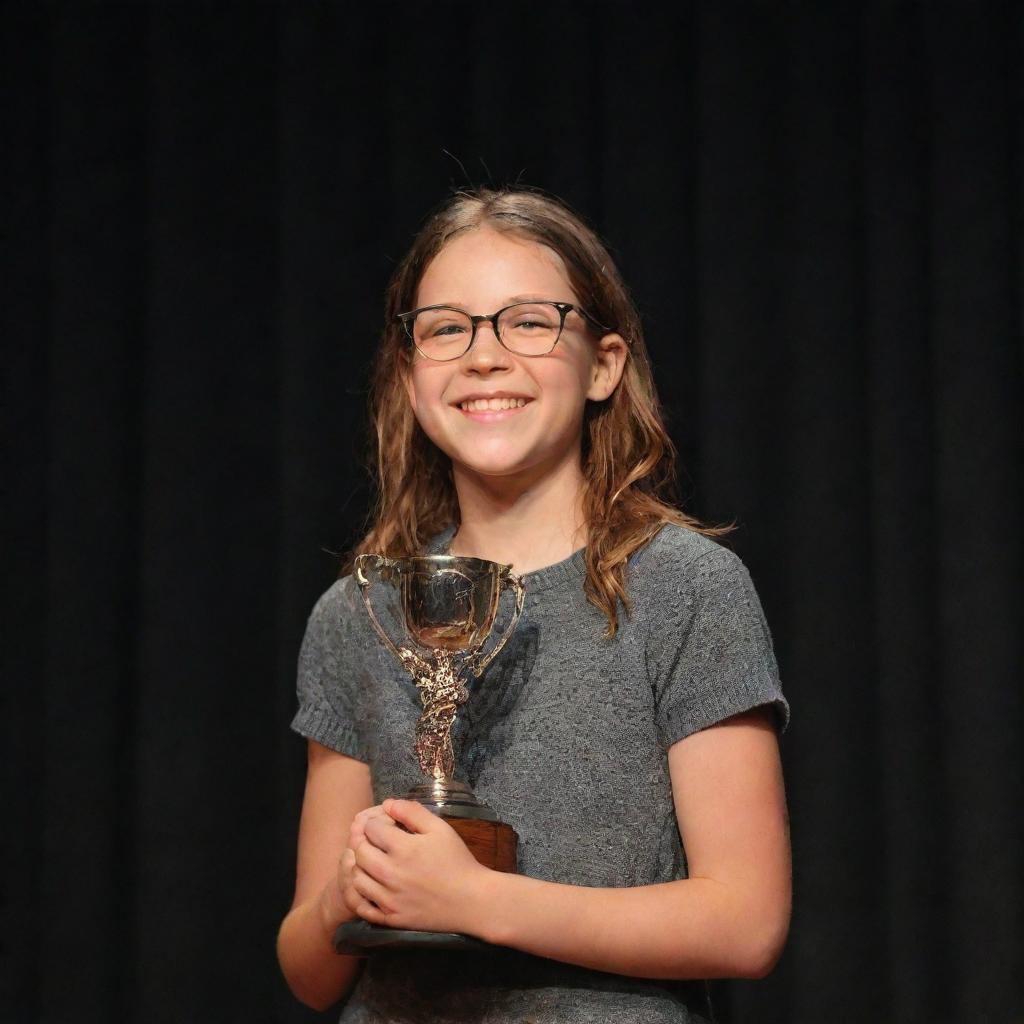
{"left": 353, "top": 553, "right": 525, "bottom": 821}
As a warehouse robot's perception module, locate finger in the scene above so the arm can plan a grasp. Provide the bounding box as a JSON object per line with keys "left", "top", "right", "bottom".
{"left": 341, "top": 861, "right": 384, "bottom": 916}
{"left": 351, "top": 866, "right": 393, "bottom": 914}
{"left": 383, "top": 798, "right": 445, "bottom": 835}
{"left": 338, "top": 847, "right": 357, "bottom": 881}
{"left": 353, "top": 838, "right": 393, "bottom": 883}
{"left": 363, "top": 813, "right": 405, "bottom": 852}
{"left": 354, "top": 898, "right": 389, "bottom": 926}
{"left": 342, "top": 872, "right": 364, "bottom": 916}
{"left": 353, "top": 804, "right": 389, "bottom": 825}
{"left": 349, "top": 805, "right": 387, "bottom": 847}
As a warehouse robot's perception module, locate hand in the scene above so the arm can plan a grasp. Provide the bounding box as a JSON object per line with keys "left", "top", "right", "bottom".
{"left": 344, "top": 798, "right": 493, "bottom": 936}
{"left": 317, "top": 805, "right": 394, "bottom": 935}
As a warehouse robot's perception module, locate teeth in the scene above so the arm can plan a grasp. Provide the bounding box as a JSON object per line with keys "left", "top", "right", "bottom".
{"left": 460, "top": 397, "right": 528, "bottom": 411}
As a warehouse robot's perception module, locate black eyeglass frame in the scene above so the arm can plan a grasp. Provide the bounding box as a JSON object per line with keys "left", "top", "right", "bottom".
{"left": 396, "top": 300, "right": 613, "bottom": 361}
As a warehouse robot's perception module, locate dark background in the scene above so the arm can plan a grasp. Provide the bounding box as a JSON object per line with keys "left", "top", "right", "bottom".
{"left": 5, "top": 2, "right": 1022, "bottom": 1022}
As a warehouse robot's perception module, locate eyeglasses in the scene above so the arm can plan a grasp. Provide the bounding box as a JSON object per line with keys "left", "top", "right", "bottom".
{"left": 396, "top": 300, "right": 608, "bottom": 362}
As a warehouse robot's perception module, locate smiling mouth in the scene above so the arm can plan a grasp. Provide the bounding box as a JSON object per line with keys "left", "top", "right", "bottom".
{"left": 457, "top": 397, "right": 531, "bottom": 412}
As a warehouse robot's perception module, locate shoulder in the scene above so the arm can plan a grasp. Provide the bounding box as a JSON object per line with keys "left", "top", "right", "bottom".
{"left": 306, "top": 573, "right": 362, "bottom": 627}
{"left": 628, "top": 523, "right": 750, "bottom": 600}
{"left": 634, "top": 525, "right": 788, "bottom": 738}
{"left": 299, "top": 573, "right": 371, "bottom": 662}
{"left": 625, "top": 524, "right": 774, "bottom": 641}
{"left": 633, "top": 521, "right": 727, "bottom": 563}
{"left": 294, "top": 573, "right": 377, "bottom": 755}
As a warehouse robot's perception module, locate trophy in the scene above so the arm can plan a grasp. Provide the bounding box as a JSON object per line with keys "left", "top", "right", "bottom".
{"left": 334, "top": 552, "right": 525, "bottom": 954}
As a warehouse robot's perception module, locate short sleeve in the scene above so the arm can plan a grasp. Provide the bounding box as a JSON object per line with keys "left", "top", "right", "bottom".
{"left": 646, "top": 545, "right": 790, "bottom": 748}
{"left": 290, "top": 579, "right": 367, "bottom": 761}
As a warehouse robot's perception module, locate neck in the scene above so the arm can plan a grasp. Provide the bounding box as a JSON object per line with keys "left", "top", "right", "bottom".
{"left": 449, "top": 457, "right": 588, "bottom": 575}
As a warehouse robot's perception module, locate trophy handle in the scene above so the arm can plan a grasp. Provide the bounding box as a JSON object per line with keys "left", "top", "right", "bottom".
{"left": 353, "top": 554, "right": 407, "bottom": 664}
{"left": 468, "top": 568, "right": 525, "bottom": 677}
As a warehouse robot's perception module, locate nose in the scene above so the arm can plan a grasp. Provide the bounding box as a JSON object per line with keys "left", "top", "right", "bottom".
{"left": 463, "top": 320, "right": 511, "bottom": 374}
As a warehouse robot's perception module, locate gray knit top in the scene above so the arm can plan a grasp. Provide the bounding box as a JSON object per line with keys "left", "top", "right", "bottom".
{"left": 291, "top": 523, "right": 789, "bottom": 1023}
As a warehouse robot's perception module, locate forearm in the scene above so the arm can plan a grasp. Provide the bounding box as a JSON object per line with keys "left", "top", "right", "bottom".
{"left": 470, "top": 872, "right": 788, "bottom": 980}
{"left": 276, "top": 887, "right": 362, "bottom": 1011}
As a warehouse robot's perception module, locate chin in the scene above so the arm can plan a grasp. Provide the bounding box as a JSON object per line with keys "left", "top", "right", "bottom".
{"left": 445, "top": 439, "right": 535, "bottom": 475}
{"left": 461, "top": 458, "right": 535, "bottom": 480}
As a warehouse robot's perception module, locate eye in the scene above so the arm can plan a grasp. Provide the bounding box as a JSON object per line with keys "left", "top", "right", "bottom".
{"left": 505, "top": 305, "right": 559, "bottom": 331}
{"left": 416, "top": 310, "right": 471, "bottom": 340}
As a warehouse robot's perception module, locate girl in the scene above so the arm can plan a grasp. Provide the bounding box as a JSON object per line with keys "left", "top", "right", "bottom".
{"left": 276, "top": 188, "right": 791, "bottom": 1023}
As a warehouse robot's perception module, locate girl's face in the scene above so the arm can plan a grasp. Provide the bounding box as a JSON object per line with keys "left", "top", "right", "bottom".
{"left": 405, "top": 227, "right": 625, "bottom": 487}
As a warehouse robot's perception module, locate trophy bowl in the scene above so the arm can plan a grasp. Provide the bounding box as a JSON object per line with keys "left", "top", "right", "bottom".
{"left": 398, "top": 555, "right": 504, "bottom": 651}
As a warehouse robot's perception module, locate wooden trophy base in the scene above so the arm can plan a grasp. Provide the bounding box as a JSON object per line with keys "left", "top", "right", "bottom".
{"left": 334, "top": 803, "right": 518, "bottom": 956}
{"left": 443, "top": 814, "right": 517, "bottom": 873}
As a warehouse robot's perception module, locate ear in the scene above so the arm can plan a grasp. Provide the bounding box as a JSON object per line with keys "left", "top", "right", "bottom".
{"left": 586, "top": 333, "right": 628, "bottom": 402}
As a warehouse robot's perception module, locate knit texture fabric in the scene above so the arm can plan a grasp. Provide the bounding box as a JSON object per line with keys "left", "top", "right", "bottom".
{"left": 291, "top": 524, "right": 789, "bottom": 1023}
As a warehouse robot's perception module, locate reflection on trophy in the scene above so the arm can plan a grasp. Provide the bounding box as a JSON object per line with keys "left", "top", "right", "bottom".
{"left": 335, "top": 553, "right": 525, "bottom": 954}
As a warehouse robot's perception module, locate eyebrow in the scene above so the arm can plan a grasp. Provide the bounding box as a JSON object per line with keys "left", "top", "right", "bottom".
{"left": 426, "top": 295, "right": 567, "bottom": 310}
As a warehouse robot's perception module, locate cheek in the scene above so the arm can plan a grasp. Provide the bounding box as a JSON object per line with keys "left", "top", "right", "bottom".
{"left": 546, "top": 360, "right": 593, "bottom": 409}
{"left": 405, "top": 362, "right": 444, "bottom": 418}
{"left": 405, "top": 368, "right": 450, "bottom": 438}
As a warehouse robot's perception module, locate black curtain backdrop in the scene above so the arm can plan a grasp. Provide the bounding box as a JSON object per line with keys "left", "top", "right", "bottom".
{"left": 5, "top": 2, "right": 1022, "bottom": 1022}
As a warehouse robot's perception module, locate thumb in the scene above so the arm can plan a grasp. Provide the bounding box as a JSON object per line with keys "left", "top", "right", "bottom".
{"left": 383, "top": 798, "right": 443, "bottom": 834}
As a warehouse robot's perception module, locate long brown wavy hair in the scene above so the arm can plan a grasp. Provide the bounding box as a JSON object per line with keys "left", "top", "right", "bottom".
{"left": 354, "top": 187, "right": 730, "bottom": 636}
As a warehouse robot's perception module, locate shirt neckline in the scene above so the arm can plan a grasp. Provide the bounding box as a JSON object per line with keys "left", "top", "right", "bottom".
{"left": 428, "top": 525, "right": 587, "bottom": 595}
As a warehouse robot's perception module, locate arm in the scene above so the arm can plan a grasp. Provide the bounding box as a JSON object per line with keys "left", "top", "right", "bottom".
{"left": 277, "top": 740, "right": 374, "bottom": 1011}
{"left": 347, "top": 707, "right": 791, "bottom": 979}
